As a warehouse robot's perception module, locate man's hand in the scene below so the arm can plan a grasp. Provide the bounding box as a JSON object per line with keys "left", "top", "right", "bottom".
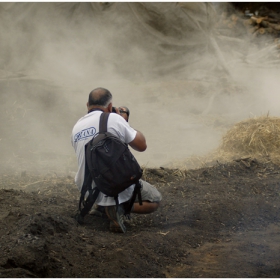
{"left": 113, "top": 106, "right": 145, "bottom": 151}
{"left": 115, "top": 106, "right": 129, "bottom": 122}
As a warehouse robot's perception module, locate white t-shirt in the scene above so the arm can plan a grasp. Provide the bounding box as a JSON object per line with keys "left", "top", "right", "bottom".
{"left": 71, "top": 110, "right": 137, "bottom": 206}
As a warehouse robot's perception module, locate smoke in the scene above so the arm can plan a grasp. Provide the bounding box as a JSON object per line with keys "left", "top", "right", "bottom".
{"left": 0, "top": 2, "right": 280, "bottom": 174}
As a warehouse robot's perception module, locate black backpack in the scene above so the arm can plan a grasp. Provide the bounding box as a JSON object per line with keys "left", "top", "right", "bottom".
{"left": 76, "top": 112, "right": 143, "bottom": 223}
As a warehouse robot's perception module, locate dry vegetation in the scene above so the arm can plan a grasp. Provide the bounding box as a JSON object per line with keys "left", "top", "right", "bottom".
{"left": 219, "top": 3, "right": 280, "bottom": 41}
{"left": 221, "top": 115, "right": 280, "bottom": 155}
{"left": 168, "top": 116, "right": 280, "bottom": 170}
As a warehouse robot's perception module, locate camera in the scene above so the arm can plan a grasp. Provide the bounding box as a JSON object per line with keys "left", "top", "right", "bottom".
{"left": 111, "top": 106, "right": 130, "bottom": 122}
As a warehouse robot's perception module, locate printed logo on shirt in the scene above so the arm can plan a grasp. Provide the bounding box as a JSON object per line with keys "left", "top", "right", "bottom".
{"left": 74, "top": 127, "right": 96, "bottom": 142}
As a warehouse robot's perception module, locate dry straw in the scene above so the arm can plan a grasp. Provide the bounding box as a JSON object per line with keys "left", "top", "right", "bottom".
{"left": 220, "top": 116, "right": 280, "bottom": 156}
{"left": 167, "top": 116, "right": 280, "bottom": 170}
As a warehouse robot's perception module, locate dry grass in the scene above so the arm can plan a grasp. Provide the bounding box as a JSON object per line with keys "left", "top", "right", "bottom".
{"left": 220, "top": 116, "right": 280, "bottom": 155}
{"left": 167, "top": 116, "right": 280, "bottom": 170}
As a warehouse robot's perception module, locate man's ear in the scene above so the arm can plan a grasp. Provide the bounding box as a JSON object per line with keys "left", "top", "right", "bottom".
{"left": 86, "top": 102, "right": 89, "bottom": 109}
{"left": 108, "top": 102, "right": 113, "bottom": 112}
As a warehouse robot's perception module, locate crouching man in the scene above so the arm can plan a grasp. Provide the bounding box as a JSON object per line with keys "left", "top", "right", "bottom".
{"left": 71, "top": 87, "right": 162, "bottom": 233}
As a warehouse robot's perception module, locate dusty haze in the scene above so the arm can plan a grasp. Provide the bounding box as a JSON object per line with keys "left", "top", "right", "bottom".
{"left": 0, "top": 2, "right": 280, "bottom": 175}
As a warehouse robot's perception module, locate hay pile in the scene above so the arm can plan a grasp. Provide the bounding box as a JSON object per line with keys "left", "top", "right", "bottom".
{"left": 166, "top": 116, "right": 280, "bottom": 170}
{"left": 220, "top": 116, "right": 280, "bottom": 156}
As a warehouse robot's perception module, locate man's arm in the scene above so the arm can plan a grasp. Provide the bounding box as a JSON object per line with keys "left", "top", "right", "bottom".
{"left": 128, "top": 130, "right": 147, "bottom": 152}
{"left": 113, "top": 107, "right": 146, "bottom": 151}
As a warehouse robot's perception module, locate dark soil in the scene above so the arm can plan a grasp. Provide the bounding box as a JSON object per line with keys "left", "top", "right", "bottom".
{"left": 1, "top": 3, "right": 280, "bottom": 278}
{"left": 1, "top": 157, "right": 280, "bottom": 277}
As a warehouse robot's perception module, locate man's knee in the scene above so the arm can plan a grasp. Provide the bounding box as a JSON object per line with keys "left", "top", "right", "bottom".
{"left": 152, "top": 201, "right": 160, "bottom": 211}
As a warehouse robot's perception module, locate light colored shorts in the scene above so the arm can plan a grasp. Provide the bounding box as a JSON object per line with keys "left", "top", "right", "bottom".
{"left": 134, "top": 179, "right": 162, "bottom": 203}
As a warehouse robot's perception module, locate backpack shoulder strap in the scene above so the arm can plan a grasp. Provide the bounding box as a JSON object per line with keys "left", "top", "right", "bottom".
{"left": 99, "top": 112, "right": 110, "bottom": 133}
{"left": 76, "top": 144, "right": 100, "bottom": 224}
{"left": 125, "top": 180, "right": 143, "bottom": 215}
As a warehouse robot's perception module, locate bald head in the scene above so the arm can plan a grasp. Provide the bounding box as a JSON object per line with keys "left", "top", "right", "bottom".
{"left": 88, "top": 87, "right": 112, "bottom": 107}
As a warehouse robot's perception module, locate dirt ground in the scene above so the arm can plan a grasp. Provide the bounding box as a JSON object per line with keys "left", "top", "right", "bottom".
{"left": 1, "top": 156, "right": 280, "bottom": 278}
{"left": 1, "top": 2, "right": 280, "bottom": 278}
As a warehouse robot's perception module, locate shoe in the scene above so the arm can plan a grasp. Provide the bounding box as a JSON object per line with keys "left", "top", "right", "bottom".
{"left": 89, "top": 205, "right": 106, "bottom": 217}
{"left": 75, "top": 211, "right": 84, "bottom": 224}
{"left": 105, "top": 205, "right": 126, "bottom": 233}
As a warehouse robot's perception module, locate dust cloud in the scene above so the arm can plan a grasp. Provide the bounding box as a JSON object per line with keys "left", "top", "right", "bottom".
{"left": 0, "top": 2, "right": 280, "bottom": 175}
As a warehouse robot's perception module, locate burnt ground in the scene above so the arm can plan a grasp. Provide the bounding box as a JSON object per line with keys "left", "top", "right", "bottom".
{"left": 1, "top": 157, "right": 280, "bottom": 277}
